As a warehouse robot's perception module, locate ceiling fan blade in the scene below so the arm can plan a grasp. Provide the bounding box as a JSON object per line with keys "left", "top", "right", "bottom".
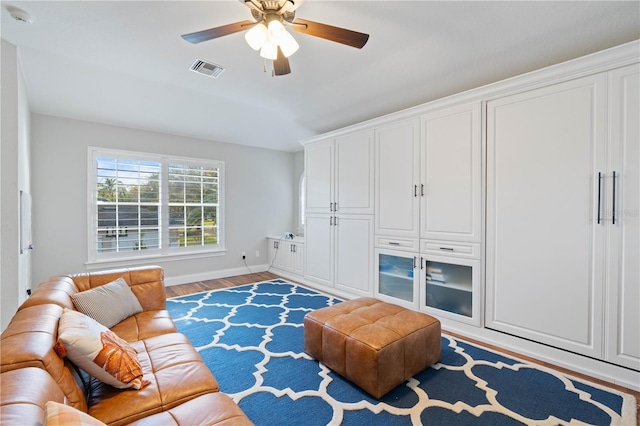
{"left": 181, "top": 20, "right": 256, "bottom": 44}
{"left": 291, "top": 18, "right": 369, "bottom": 49}
{"left": 273, "top": 46, "right": 291, "bottom": 76}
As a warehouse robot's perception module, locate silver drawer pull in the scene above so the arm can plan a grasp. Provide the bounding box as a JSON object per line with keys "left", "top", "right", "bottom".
{"left": 439, "top": 247, "right": 455, "bottom": 251}
{"left": 389, "top": 242, "right": 400, "bottom": 246}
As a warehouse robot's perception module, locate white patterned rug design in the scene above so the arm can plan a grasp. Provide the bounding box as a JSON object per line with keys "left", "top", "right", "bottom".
{"left": 166, "top": 279, "right": 637, "bottom": 426}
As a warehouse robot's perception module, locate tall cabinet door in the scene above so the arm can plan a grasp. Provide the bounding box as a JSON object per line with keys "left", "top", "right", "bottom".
{"left": 485, "top": 74, "right": 607, "bottom": 358}
{"left": 420, "top": 102, "right": 481, "bottom": 242}
{"left": 606, "top": 64, "right": 640, "bottom": 370}
{"left": 335, "top": 130, "right": 374, "bottom": 214}
{"left": 305, "top": 140, "right": 334, "bottom": 214}
{"left": 304, "top": 213, "right": 334, "bottom": 287}
{"left": 375, "top": 118, "right": 421, "bottom": 239}
{"left": 334, "top": 215, "right": 374, "bottom": 297}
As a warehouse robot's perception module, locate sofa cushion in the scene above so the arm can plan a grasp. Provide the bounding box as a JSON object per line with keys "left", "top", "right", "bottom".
{"left": 55, "top": 308, "right": 148, "bottom": 390}
{"left": 71, "top": 278, "right": 143, "bottom": 328}
{"left": 86, "top": 333, "right": 220, "bottom": 426}
{"left": 44, "top": 401, "right": 107, "bottom": 426}
{"left": 110, "top": 309, "right": 177, "bottom": 342}
{"left": 128, "top": 393, "right": 254, "bottom": 426}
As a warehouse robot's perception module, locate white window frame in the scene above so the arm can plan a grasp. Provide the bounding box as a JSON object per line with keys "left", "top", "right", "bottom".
{"left": 87, "top": 147, "right": 225, "bottom": 266}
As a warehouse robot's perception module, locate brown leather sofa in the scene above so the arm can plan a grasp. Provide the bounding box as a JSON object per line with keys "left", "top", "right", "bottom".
{"left": 0, "top": 266, "right": 253, "bottom": 425}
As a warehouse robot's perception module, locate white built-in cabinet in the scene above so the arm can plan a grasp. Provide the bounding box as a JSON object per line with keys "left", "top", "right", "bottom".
{"left": 300, "top": 42, "right": 639, "bottom": 378}
{"left": 373, "top": 103, "right": 482, "bottom": 325}
{"left": 486, "top": 65, "right": 639, "bottom": 370}
{"left": 267, "top": 237, "right": 304, "bottom": 277}
{"left": 303, "top": 130, "right": 375, "bottom": 297}
{"left": 606, "top": 64, "right": 640, "bottom": 371}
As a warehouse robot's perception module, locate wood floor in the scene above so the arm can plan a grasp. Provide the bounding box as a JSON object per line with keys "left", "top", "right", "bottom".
{"left": 166, "top": 272, "right": 640, "bottom": 422}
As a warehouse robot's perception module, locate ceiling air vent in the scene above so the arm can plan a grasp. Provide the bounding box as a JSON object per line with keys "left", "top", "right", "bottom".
{"left": 189, "top": 59, "right": 225, "bottom": 79}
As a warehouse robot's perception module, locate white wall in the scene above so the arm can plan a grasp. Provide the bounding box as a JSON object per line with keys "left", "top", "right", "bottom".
{"left": 1, "top": 40, "right": 32, "bottom": 330}
{"left": 31, "top": 114, "right": 295, "bottom": 286}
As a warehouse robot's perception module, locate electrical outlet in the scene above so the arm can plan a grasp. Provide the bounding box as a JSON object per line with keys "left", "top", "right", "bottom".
{"left": 241, "top": 251, "right": 246, "bottom": 260}
{"left": 255, "top": 250, "right": 260, "bottom": 257}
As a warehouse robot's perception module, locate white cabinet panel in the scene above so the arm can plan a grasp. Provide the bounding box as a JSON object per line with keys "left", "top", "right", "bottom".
{"left": 268, "top": 239, "right": 286, "bottom": 270}
{"left": 304, "top": 214, "right": 333, "bottom": 287}
{"left": 334, "top": 215, "right": 374, "bottom": 297}
{"left": 335, "top": 131, "right": 375, "bottom": 214}
{"left": 421, "top": 102, "right": 481, "bottom": 242}
{"left": 607, "top": 64, "right": 640, "bottom": 370}
{"left": 305, "top": 141, "right": 333, "bottom": 214}
{"left": 267, "top": 238, "right": 304, "bottom": 277}
{"left": 486, "top": 74, "right": 607, "bottom": 358}
{"left": 375, "top": 118, "right": 421, "bottom": 238}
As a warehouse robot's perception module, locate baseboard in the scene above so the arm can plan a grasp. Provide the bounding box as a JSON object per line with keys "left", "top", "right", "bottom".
{"left": 164, "top": 264, "right": 270, "bottom": 287}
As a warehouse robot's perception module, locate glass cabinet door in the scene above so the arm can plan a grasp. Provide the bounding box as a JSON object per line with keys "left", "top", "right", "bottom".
{"left": 425, "top": 261, "right": 472, "bottom": 316}
{"left": 375, "top": 248, "right": 419, "bottom": 308}
{"left": 420, "top": 255, "right": 481, "bottom": 326}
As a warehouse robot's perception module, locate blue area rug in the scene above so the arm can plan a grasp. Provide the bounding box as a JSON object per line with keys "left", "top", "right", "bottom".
{"left": 167, "top": 279, "right": 636, "bottom": 425}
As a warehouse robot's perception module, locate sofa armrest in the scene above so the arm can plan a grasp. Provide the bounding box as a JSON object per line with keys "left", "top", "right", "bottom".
{"left": 71, "top": 266, "right": 167, "bottom": 311}
{"left": 0, "top": 367, "right": 68, "bottom": 425}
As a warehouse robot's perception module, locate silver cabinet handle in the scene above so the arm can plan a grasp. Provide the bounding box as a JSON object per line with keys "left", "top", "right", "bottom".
{"left": 612, "top": 171, "right": 617, "bottom": 225}
{"left": 421, "top": 184, "right": 424, "bottom": 196}
{"left": 414, "top": 185, "right": 417, "bottom": 197}
{"left": 330, "top": 217, "right": 333, "bottom": 226}
{"left": 413, "top": 256, "right": 417, "bottom": 269}
{"left": 597, "top": 172, "right": 602, "bottom": 224}
{"left": 439, "top": 247, "right": 455, "bottom": 251}
{"left": 388, "top": 242, "right": 400, "bottom": 246}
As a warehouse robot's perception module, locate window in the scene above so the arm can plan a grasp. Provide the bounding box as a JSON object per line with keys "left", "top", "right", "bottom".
{"left": 89, "top": 148, "right": 224, "bottom": 263}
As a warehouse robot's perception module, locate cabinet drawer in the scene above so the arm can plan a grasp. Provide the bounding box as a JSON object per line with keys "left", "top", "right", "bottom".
{"left": 421, "top": 240, "right": 480, "bottom": 259}
{"left": 376, "top": 236, "right": 418, "bottom": 251}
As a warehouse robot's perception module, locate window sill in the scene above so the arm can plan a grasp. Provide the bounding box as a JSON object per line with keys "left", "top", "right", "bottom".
{"left": 85, "top": 249, "right": 227, "bottom": 270}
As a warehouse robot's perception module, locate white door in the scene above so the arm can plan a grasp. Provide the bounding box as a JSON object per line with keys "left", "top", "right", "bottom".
{"left": 305, "top": 140, "right": 334, "bottom": 214}
{"left": 335, "top": 130, "right": 375, "bottom": 214}
{"left": 334, "top": 215, "right": 374, "bottom": 297}
{"left": 375, "top": 118, "right": 421, "bottom": 239}
{"left": 485, "top": 74, "right": 607, "bottom": 358}
{"left": 267, "top": 238, "right": 286, "bottom": 270}
{"left": 606, "top": 64, "right": 640, "bottom": 370}
{"left": 304, "top": 213, "right": 334, "bottom": 287}
{"left": 292, "top": 243, "right": 304, "bottom": 276}
{"left": 421, "top": 102, "right": 481, "bottom": 242}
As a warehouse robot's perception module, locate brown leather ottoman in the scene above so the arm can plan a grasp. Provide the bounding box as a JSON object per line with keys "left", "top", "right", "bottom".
{"left": 304, "top": 297, "right": 441, "bottom": 398}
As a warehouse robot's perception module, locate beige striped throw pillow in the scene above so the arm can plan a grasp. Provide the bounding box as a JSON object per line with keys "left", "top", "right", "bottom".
{"left": 71, "top": 278, "right": 143, "bottom": 328}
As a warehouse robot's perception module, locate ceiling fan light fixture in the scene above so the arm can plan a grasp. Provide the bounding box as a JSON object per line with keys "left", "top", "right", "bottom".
{"left": 245, "top": 23, "right": 268, "bottom": 50}
{"left": 279, "top": 31, "right": 299, "bottom": 57}
{"left": 267, "top": 20, "right": 286, "bottom": 41}
{"left": 260, "top": 41, "right": 278, "bottom": 60}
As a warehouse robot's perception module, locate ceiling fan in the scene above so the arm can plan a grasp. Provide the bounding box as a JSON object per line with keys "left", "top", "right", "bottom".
{"left": 181, "top": 0, "right": 369, "bottom": 76}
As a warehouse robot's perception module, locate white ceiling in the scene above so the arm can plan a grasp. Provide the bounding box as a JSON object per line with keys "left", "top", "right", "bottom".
{"left": 1, "top": 1, "right": 639, "bottom": 152}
